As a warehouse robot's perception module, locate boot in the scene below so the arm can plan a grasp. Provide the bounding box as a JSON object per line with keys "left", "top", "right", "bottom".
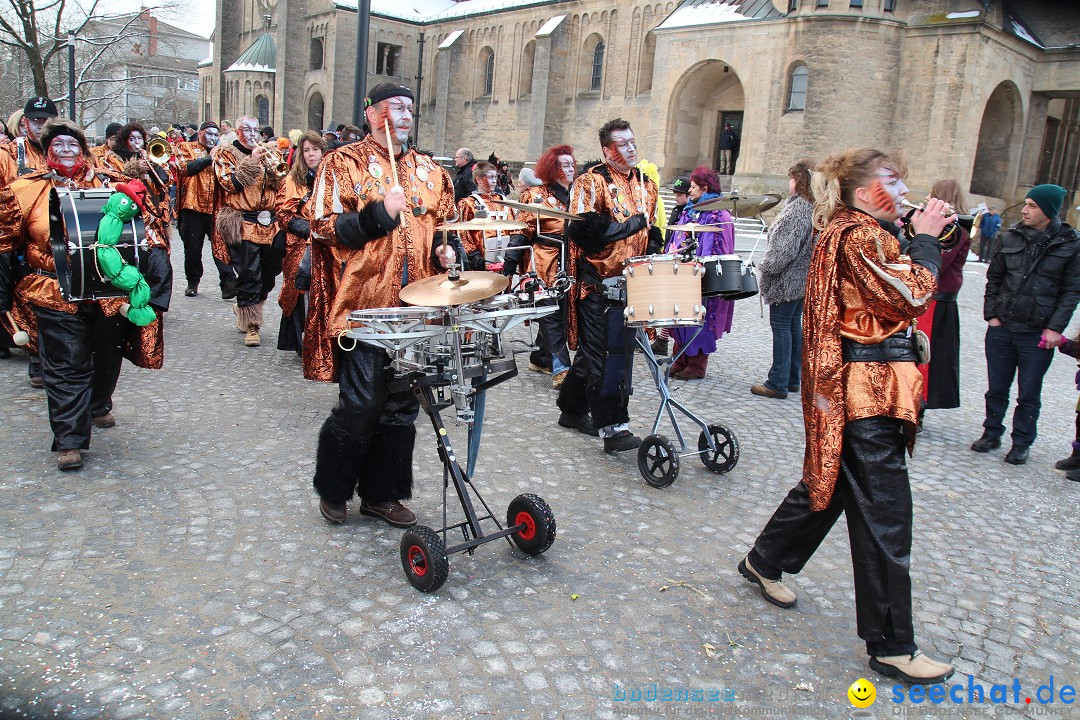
{"left": 1054, "top": 445, "right": 1080, "bottom": 471}
{"left": 184, "top": 282, "right": 198, "bottom": 297}
{"left": 870, "top": 651, "right": 954, "bottom": 685}
{"left": 244, "top": 324, "right": 261, "bottom": 347}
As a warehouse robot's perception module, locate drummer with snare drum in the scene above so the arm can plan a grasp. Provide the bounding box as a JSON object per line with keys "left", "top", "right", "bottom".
{"left": 558, "top": 118, "right": 663, "bottom": 453}
{"left": 0, "top": 119, "right": 167, "bottom": 471}
{"left": 305, "top": 82, "right": 461, "bottom": 529}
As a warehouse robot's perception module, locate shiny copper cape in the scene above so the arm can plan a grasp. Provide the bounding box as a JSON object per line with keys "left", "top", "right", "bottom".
{"left": 515, "top": 184, "right": 567, "bottom": 286}
{"left": 802, "top": 207, "right": 937, "bottom": 510}
{"left": 304, "top": 137, "right": 456, "bottom": 382}
{"left": 0, "top": 168, "right": 164, "bottom": 369}
{"left": 276, "top": 174, "right": 310, "bottom": 317}
{"left": 0, "top": 139, "right": 47, "bottom": 185}
{"left": 175, "top": 141, "right": 215, "bottom": 213}
{"left": 209, "top": 142, "right": 282, "bottom": 266}
{"left": 565, "top": 163, "right": 658, "bottom": 349}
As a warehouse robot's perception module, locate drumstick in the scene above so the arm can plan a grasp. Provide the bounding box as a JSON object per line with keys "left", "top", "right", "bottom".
{"left": 382, "top": 116, "right": 407, "bottom": 230}
{"left": 5, "top": 311, "right": 30, "bottom": 346}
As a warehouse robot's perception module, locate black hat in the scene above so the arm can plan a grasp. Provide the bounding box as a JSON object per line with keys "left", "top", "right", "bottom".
{"left": 365, "top": 82, "right": 414, "bottom": 107}
{"left": 200, "top": 120, "right": 219, "bottom": 131}
{"left": 671, "top": 177, "right": 691, "bottom": 193}
{"left": 23, "top": 96, "right": 58, "bottom": 119}
{"left": 39, "top": 117, "right": 89, "bottom": 156}
{"left": 104, "top": 122, "right": 123, "bottom": 139}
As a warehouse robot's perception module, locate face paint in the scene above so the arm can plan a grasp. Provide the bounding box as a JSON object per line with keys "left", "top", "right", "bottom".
{"left": 477, "top": 171, "right": 498, "bottom": 194}
{"left": 557, "top": 155, "right": 576, "bottom": 185}
{"left": 22, "top": 116, "right": 46, "bottom": 142}
{"left": 868, "top": 169, "right": 908, "bottom": 217}
{"left": 128, "top": 131, "right": 144, "bottom": 152}
{"left": 368, "top": 97, "right": 413, "bottom": 149}
{"left": 46, "top": 135, "right": 85, "bottom": 178}
{"left": 605, "top": 129, "right": 637, "bottom": 171}
{"left": 238, "top": 121, "right": 260, "bottom": 149}
{"left": 201, "top": 127, "right": 219, "bottom": 148}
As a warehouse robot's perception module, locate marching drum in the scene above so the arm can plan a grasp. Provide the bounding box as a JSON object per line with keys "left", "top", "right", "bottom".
{"left": 346, "top": 306, "right": 445, "bottom": 356}
{"left": 700, "top": 255, "right": 744, "bottom": 298}
{"left": 725, "top": 263, "right": 760, "bottom": 301}
{"left": 622, "top": 254, "right": 705, "bottom": 327}
{"left": 49, "top": 187, "right": 148, "bottom": 302}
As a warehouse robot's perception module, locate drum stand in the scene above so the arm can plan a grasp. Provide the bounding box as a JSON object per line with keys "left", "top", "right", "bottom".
{"left": 632, "top": 327, "right": 741, "bottom": 488}
{"left": 386, "top": 309, "right": 557, "bottom": 593}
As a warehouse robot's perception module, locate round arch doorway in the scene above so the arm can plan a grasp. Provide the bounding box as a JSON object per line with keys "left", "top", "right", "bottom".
{"left": 664, "top": 60, "right": 745, "bottom": 179}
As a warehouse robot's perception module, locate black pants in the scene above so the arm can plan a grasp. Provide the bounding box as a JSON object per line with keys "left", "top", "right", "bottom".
{"left": 179, "top": 210, "right": 235, "bottom": 287}
{"left": 983, "top": 325, "right": 1055, "bottom": 447}
{"left": 277, "top": 295, "right": 305, "bottom": 355}
{"left": 231, "top": 238, "right": 282, "bottom": 308}
{"left": 529, "top": 297, "right": 571, "bottom": 373}
{"left": 556, "top": 292, "right": 633, "bottom": 429}
{"left": 748, "top": 416, "right": 917, "bottom": 657}
{"left": 312, "top": 343, "right": 419, "bottom": 505}
{"left": 33, "top": 304, "right": 126, "bottom": 451}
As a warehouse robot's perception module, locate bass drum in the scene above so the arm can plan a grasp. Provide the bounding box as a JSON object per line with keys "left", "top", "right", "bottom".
{"left": 49, "top": 187, "right": 148, "bottom": 302}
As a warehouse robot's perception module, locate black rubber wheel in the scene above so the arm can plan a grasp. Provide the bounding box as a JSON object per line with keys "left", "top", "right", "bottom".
{"left": 400, "top": 525, "right": 450, "bottom": 593}
{"left": 637, "top": 434, "right": 680, "bottom": 488}
{"left": 698, "top": 423, "right": 739, "bottom": 474}
{"left": 506, "top": 494, "right": 557, "bottom": 555}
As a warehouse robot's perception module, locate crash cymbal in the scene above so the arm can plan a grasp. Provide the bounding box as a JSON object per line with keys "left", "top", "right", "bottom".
{"left": 489, "top": 197, "right": 581, "bottom": 221}
{"left": 399, "top": 271, "right": 509, "bottom": 306}
{"left": 694, "top": 193, "right": 784, "bottom": 216}
{"left": 666, "top": 222, "right": 728, "bottom": 233}
{"left": 435, "top": 217, "right": 528, "bottom": 232}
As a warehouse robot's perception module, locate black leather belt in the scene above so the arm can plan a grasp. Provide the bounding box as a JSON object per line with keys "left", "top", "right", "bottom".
{"left": 933, "top": 291, "right": 958, "bottom": 301}
{"left": 241, "top": 210, "right": 276, "bottom": 226}
{"left": 842, "top": 333, "right": 918, "bottom": 363}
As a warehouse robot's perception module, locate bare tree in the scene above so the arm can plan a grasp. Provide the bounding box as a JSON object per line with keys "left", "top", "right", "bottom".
{"left": 0, "top": 0, "right": 105, "bottom": 97}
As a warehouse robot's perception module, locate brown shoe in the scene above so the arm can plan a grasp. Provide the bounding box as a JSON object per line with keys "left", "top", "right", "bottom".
{"left": 244, "top": 324, "right": 261, "bottom": 347}
{"left": 751, "top": 383, "right": 788, "bottom": 399}
{"left": 870, "top": 651, "right": 955, "bottom": 685}
{"left": 92, "top": 413, "right": 116, "bottom": 429}
{"left": 319, "top": 499, "right": 347, "bottom": 524}
{"left": 528, "top": 362, "right": 551, "bottom": 375}
{"left": 552, "top": 369, "right": 568, "bottom": 389}
{"left": 359, "top": 500, "right": 417, "bottom": 528}
{"left": 738, "top": 555, "right": 796, "bottom": 608}
{"left": 29, "top": 375, "right": 44, "bottom": 389}
{"left": 57, "top": 449, "right": 83, "bottom": 471}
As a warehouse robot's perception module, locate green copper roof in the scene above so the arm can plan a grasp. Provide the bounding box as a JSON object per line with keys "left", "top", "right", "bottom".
{"left": 225, "top": 32, "right": 276, "bottom": 73}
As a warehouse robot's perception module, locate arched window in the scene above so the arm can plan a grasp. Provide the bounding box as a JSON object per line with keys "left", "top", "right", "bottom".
{"left": 519, "top": 41, "right": 535, "bottom": 98}
{"left": 787, "top": 65, "right": 808, "bottom": 111}
{"left": 483, "top": 48, "right": 495, "bottom": 96}
{"left": 309, "top": 38, "right": 323, "bottom": 70}
{"left": 637, "top": 31, "right": 656, "bottom": 94}
{"left": 308, "top": 92, "right": 324, "bottom": 132}
{"left": 591, "top": 40, "right": 605, "bottom": 91}
{"left": 256, "top": 95, "right": 270, "bottom": 126}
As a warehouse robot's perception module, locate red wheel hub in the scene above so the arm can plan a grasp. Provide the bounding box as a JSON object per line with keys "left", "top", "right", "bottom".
{"left": 407, "top": 545, "right": 428, "bottom": 576}
{"left": 514, "top": 511, "right": 536, "bottom": 541}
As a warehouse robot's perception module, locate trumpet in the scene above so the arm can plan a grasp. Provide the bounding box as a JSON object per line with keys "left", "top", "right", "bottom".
{"left": 146, "top": 137, "right": 173, "bottom": 165}
{"left": 898, "top": 198, "right": 973, "bottom": 251}
{"left": 260, "top": 143, "right": 289, "bottom": 178}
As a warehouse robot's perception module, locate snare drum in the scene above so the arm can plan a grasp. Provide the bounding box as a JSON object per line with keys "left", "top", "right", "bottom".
{"left": 725, "top": 263, "right": 760, "bottom": 301}
{"left": 700, "top": 255, "right": 743, "bottom": 298}
{"left": 346, "top": 306, "right": 445, "bottom": 354}
{"left": 49, "top": 187, "right": 148, "bottom": 302}
{"left": 622, "top": 254, "right": 705, "bottom": 327}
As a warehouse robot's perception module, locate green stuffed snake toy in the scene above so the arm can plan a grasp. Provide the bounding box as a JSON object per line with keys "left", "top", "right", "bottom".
{"left": 95, "top": 180, "right": 156, "bottom": 327}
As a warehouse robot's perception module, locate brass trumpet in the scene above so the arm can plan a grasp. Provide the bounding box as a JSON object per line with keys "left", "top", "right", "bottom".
{"left": 146, "top": 137, "right": 173, "bottom": 165}
{"left": 898, "top": 198, "right": 972, "bottom": 251}
{"left": 260, "top": 143, "right": 289, "bottom": 178}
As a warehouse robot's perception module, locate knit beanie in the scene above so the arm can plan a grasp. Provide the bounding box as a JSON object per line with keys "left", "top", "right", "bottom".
{"left": 1026, "top": 184, "right": 1066, "bottom": 219}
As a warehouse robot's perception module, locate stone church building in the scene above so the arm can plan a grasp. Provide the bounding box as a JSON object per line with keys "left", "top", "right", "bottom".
{"left": 204, "top": 0, "right": 1079, "bottom": 219}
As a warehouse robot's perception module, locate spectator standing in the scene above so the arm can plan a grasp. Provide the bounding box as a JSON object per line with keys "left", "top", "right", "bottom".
{"left": 718, "top": 122, "right": 739, "bottom": 175}
{"left": 978, "top": 206, "right": 1002, "bottom": 262}
{"left": 972, "top": 184, "right": 1080, "bottom": 465}
{"left": 453, "top": 148, "right": 477, "bottom": 202}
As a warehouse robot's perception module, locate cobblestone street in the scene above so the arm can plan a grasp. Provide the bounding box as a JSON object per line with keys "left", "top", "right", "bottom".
{"left": 1, "top": 240, "right": 1078, "bottom": 720}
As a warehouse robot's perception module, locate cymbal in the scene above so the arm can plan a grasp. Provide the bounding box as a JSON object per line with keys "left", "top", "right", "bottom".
{"left": 399, "top": 271, "right": 509, "bottom": 306}
{"left": 489, "top": 197, "right": 580, "bottom": 221}
{"left": 667, "top": 222, "right": 726, "bottom": 233}
{"left": 694, "top": 193, "right": 784, "bottom": 216}
{"left": 435, "top": 217, "right": 528, "bottom": 232}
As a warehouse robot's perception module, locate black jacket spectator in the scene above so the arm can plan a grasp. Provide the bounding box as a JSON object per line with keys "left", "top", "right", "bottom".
{"left": 984, "top": 217, "right": 1080, "bottom": 334}
{"left": 454, "top": 160, "right": 477, "bottom": 203}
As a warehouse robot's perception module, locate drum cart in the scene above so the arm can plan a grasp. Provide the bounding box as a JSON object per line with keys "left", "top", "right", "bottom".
{"left": 347, "top": 277, "right": 560, "bottom": 593}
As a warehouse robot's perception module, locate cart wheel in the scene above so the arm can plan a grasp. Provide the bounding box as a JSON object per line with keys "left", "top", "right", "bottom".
{"left": 637, "top": 434, "right": 680, "bottom": 488}
{"left": 400, "top": 525, "right": 450, "bottom": 593}
{"left": 698, "top": 424, "right": 739, "bottom": 474}
{"left": 506, "top": 494, "right": 557, "bottom": 555}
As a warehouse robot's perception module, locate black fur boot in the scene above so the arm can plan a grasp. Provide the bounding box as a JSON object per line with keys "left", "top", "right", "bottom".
{"left": 312, "top": 417, "right": 370, "bottom": 503}
{"left": 360, "top": 424, "right": 416, "bottom": 503}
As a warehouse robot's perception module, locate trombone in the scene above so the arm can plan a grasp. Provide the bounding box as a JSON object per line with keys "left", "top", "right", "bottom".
{"left": 146, "top": 137, "right": 173, "bottom": 165}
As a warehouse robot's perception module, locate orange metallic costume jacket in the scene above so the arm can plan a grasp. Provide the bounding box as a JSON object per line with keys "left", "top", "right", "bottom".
{"left": 515, "top": 184, "right": 569, "bottom": 285}
{"left": 802, "top": 207, "right": 937, "bottom": 510}
{"left": 456, "top": 192, "right": 509, "bottom": 263}
{"left": 100, "top": 150, "right": 173, "bottom": 251}
{"left": 0, "top": 167, "right": 165, "bottom": 368}
{"left": 0, "top": 138, "right": 48, "bottom": 184}
{"left": 210, "top": 141, "right": 282, "bottom": 266}
{"left": 304, "top": 137, "right": 456, "bottom": 382}
{"left": 175, "top": 141, "right": 215, "bottom": 213}
{"left": 276, "top": 174, "right": 312, "bottom": 317}
{"left": 565, "top": 163, "right": 658, "bottom": 348}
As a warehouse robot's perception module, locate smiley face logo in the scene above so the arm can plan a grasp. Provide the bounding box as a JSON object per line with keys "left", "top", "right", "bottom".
{"left": 847, "top": 678, "right": 876, "bottom": 708}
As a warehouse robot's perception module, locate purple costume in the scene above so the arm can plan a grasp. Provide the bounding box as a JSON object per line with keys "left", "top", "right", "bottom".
{"left": 664, "top": 200, "right": 735, "bottom": 356}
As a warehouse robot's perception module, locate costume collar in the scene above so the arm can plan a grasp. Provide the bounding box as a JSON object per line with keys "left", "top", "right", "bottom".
{"left": 232, "top": 139, "right": 253, "bottom": 156}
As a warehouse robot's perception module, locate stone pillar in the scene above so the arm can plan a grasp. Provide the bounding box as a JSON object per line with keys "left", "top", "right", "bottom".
{"left": 1016, "top": 94, "right": 1048, "bottom": 194}
{"left": 527, "top": 35, "right": 552, "bottom": 160}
